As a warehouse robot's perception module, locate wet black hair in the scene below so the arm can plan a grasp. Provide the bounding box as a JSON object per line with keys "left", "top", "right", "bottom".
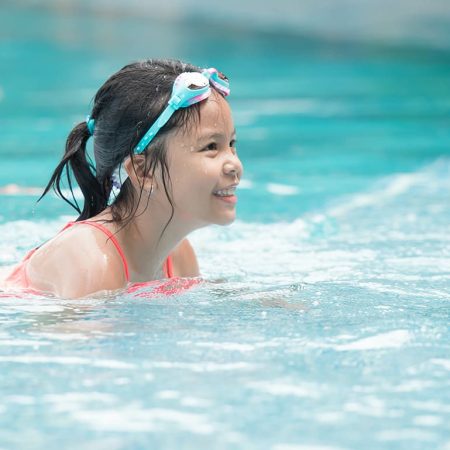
{"left": 39, "top": 58, "right": 225, "bottom": 236}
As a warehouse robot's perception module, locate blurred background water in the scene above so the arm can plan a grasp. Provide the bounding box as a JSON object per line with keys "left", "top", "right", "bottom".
{"left": 0, "top": 1, "right": 449, "bottom": 449}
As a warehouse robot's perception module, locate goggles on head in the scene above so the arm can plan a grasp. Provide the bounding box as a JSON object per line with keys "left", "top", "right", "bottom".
{"left": 134, "top": 68, "right": 230, "bottom": 154}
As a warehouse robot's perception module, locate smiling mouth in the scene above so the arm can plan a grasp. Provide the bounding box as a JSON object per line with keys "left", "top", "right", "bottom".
{"left": 213, "top": 192, "right": 237, "bottom": 205}
{"left": 212, "top": 185, "right": 238, "bottom": 197}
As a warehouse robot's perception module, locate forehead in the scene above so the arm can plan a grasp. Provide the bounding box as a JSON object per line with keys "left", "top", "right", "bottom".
{"left": 172, "top": 92, "right": 234, "bottom": 143}
{"left": 197, "top": 92, "right": 233, "bottom": 131}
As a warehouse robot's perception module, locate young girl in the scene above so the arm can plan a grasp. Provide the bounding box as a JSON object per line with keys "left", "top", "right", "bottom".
{"left": 3, "top": 58, "right": 243, "bottom": 298}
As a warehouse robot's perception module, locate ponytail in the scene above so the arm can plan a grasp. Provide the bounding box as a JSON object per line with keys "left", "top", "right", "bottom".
{"left": 38, "top": 121, "right": 108, "bottom": 221}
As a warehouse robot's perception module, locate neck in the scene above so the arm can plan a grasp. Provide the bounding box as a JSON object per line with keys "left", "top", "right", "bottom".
{"left": 103, "top": 194, "right": 202, "bottom": 282}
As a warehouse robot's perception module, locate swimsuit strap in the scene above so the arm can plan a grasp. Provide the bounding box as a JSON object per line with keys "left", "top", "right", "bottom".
{"left": 164, "top": 254, "right": 174, "bottom": 278}
{"left": 62, "top": 221, "right": 130, "bottom": 282}
{"left": 61, "top": 221, "right": 174, "bottom": 281}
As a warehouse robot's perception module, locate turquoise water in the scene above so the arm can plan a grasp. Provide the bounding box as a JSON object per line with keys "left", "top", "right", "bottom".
{"left": 1, "top": 4, "right": 450, "bottom": 450}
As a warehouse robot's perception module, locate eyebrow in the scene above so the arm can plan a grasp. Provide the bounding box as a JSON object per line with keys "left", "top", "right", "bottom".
{"left": 198, "top": 129, "right": 236, "bottom": 141}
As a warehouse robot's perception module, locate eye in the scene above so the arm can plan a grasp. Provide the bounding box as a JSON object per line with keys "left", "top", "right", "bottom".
{"left": 202, "top": 142, "right": 218, "bottom": 152}
{"left": 230, "top": 139, "right": 237, "bottom": 148}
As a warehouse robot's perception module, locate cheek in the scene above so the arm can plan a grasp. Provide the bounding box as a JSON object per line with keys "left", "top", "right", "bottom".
{"left": 190, "top": 159, "right": 215, "bottom": 185}
{"left": 171, "top": 161, "right": 213, "bottom": 199}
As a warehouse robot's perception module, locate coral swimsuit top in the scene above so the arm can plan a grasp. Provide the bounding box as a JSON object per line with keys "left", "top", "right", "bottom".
{"left": 4, "top": 220, "right": 173, "bottom": 289}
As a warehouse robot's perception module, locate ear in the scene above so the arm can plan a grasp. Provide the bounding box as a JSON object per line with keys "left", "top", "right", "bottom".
{"left": 123, "top": 155, "right": 157, "bottom": 192}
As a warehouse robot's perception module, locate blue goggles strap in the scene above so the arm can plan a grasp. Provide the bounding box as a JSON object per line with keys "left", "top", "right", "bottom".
{"left": 134, "top": 104, "right": 177, "bottom": 154}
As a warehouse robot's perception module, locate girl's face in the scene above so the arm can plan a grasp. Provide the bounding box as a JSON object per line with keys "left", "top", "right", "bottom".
{"left": 166, "top": 91, "right": 243, "bottom": 227}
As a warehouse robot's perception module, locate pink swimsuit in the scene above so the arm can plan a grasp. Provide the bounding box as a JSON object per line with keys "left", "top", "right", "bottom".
{"left": 4, "top": 220, "right": 173, "bottom": 289}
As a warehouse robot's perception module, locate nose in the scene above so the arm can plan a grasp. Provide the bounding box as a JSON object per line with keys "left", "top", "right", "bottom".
{"left": 223, "top": 153, "right": 243, "bottom": 181}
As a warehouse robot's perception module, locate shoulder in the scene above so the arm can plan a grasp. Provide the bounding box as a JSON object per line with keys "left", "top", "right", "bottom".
{"left": 27, "top": 223, "right": 127, "bottom": 298}
{"left": 170, "top": 238, "right": 200, "bottom": 277}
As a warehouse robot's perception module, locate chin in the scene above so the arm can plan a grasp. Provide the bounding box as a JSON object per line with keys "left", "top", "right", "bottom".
{"left": 214, "top": 213, "right": 236, "bottom": 226}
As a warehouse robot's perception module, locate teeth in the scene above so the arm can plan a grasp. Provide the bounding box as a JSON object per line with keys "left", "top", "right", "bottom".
{"left": 214, "top": 187, "right": 235, "bottom": 196}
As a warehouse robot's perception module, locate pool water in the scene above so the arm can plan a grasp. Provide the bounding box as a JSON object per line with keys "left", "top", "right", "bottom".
{"left": 0, "top": 4, "right": 449, "bottom": 450}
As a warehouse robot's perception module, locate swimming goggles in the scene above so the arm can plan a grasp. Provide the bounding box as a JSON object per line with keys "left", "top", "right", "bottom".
{"left": 108, "top": 67, "right": 230, "bottom": 203}
{"left": 134, "top": 67, "right": 230, "bottom": 154}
